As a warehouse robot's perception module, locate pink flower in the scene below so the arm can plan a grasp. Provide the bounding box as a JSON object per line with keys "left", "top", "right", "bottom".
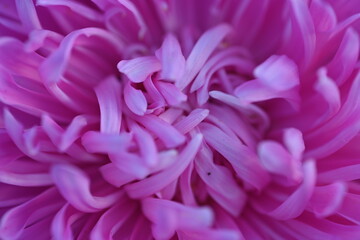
{"left": 1, "top": 0, "right": 360, "bottom": 239}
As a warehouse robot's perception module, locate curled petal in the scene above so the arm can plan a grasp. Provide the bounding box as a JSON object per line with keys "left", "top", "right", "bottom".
{"left": 199, "top": 122, "right": 269, "bottom": 190}
{"left": 308, "top": 182, "right": 347, "bottom": 217}
{"left": 118, "top": 56, "right": 161, "bottom": 83}
{"left": 51, "top": 164, "right": 122, "bottom": 212}
{"left": 132, "top": 114, "right": 186, "bottom": 148}
{"left": 124, "top": 82, "right": 147, "bottom": 116}
{"left": 177, "top": 24, "right": 232, "bottom": 89}
{"left": 95, "top": 76, "right": 122, "bottom": 134}
{"left": 0, "top": 188, "right": 63, "bottom": 240}
{"left": 125, "top": 134, "right": 202, "bottom": 198}
{"left": 142, "top": 198, "right": 213, "bottom": 240}
{"left": 155, "top": 33, "right": 185, "bottom": 81}
{"left": 258, "top": 140, "right": 303, "bottom": 183}
{"left": 90, "top": 199, "right": 137, "bottom": 240}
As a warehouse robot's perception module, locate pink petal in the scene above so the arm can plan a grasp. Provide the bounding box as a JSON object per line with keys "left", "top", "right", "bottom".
{"left": 177, "top": 24, "right": 232, "bottom": 89}
{"left": 258, "top": 140, "right": 303, "bottom": 183}
{"left": 327, "top": 28, "right": 359, "bottom": 86}
{"left": 15, "top": 0, "right": 41, "bottom": 31}
{"left": 81, "top": 131, "right": 132, "bottom": 154}
{"left": 174, "top": 108, "right": 209, "bottom": 134}
{"left": 132, "top": 114, "right": 185, "bottom": 148}
{"left": 95, "top": 76, "right": 122, "bottom": 134}
{"left": 156, "top": 81, "right": 187, "bottom": 106}
{"left": 118, "top": 56, "right": 161, "bottom": 83}
{"left": 90, "top": 200, "right": 137, "bottom": 240}
{"left": 125, "top": 134, "right": 202, "bottom": 198}
{"left": 51, "top": 204, "right": 84, "bottom": 240}
{"left": 308, "top": 182, "right": 346, "bottom": 217}
{"left": 254, "top": 55, "right": 299, "bottom": 91}
{"left": 253, "top": 160, "right": 316, "bottom": 220}
{"left": 195, "top": 144, "right": 247, "bottom": 216}
{"left": 124, "top": 82, "right": 147, "bottom": 116}
{"left": 142, "top": 198, "right": 213, "bottom": 240}
{"left": 199, "top": 122, "right": 269, "bottom": 190}
{"left": 0, "top": 188, "right": 63, "bottom": 240}
{"left": 51, "top": 164, "right": 122, "bottom": 212}
{"left": 155, "top": 33, "right": 185, "bottom": 82}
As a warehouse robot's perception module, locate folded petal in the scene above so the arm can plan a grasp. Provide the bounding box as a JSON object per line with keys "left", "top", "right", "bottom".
{"left": 118, "top": 56, "right": 161, "bottom": 83}
{"left": 327, "top": 28, "right": 359, "bottom": 86}
{"left": 125, "top": 134, "right": 202, "bottom": 198}
{"left": 199, "top": 122, "right": 269, "bottom": 190}
{"left": 142, "top": 198, "right": 213, "bottom": 240}
{"left": 258, "top": 140, "right": 303, "bottom": 184}
{"left": 155, "top": 33, "right": 185, "bottom": 82}
{"left": 0, "top": 188, "right": 63, "bottom": 239}
{"left": 307, "top": 182, "right": 346, "bottom": 217}
{"left": 124, "top": 82, "right": 147, "bottom": 116}
{"left": 51, "top": 164, "right": 122, "bottom": 212}
{"left": 156, "top": 81, "right": 187, "bottom": 106}
{"left": 132, "top": 114, "right": 185, "bottom": 148}
{"left": 90, "top": 199, "right": 137, "bottom": 240}
{"left": 195, "top": 145, "right": 247, "bottom": 216}
{"left": 177, "top": 24, "right": 232, "bottom": 89}
{"left": 95, "top": 76, "right": 122, "bottom": 134}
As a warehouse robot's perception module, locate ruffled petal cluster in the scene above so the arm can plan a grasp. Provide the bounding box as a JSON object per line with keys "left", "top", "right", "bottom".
{"left": 1, "top": 0, "right": 360, "bottom": 239}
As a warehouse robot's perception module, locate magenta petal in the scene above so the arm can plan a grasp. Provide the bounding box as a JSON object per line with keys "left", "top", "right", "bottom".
{"left": 258, "top": 140, "right": 303, "bottom": 183}
{"left": 155, "top": 33, "right": 185, "bottom": 82}
{"left": 51, "top": 164, "right": 122, "bottom": 212}
{"left": 118, "top": 56, "right": 161, "bottom": 83}
{"left": 195, "top": 145, "right": 247, "bottom": 216}
{"left": 125, "top": 134, "right": 202, "bottom": 198}
{"left": 82, "top": 131, "right": 131, "bottom": 154}
{"left": 308, "top": 182, "right": 347, "bottom": 217}
{"left": 95, "top": 76, "right": 122, "bottom": 134}
{"left": 327, "top": 28, "right": 359, "bottom": 86}
{"left": 156, "top": 81, "right": 187, "bottom": 106}
{"left": 177, "top": 24, "right": 232, "bottom": 89}
{"left": 254, "top": 55, "right": 299, "bottom": 91}
{"left": 15, "top": 0, "right": 41, "bottom": 31}
{"left": 100, "top": 163, "right": 137, "bottom": 187}
{"left": 199, "top": 122, "right": 269, "bottom": 190}
{"left": 90, "top": 200, "right": 137, "bottom": 240}
{"left": 132, "top": 114, "right": 186, "bottom": 148}
{"left": 0, "top": 188, "right": 63, "bottom": 240}
{"left": 174, "top": 108, "right": 209, "bottom": 134}
{"left": 142, "top": 198, "right": 213, "bottom": 240}
{"left": 124, "top": 82, "right": 147, "bottom": 116}
{"left": 51, "top": 204, "right": 84, "bottom": 240}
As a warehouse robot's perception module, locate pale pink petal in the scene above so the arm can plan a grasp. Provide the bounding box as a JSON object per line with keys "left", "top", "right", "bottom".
{"left": 195, "top": 144, "right": 247, "bottom": 216}
{"left": 95, "top": 76, "right": 122, "bottom": 134}
{"left": 51, "top": 204, "right": 84, "bottom": 240}
{"left": 132, "top": 114, "right": 186, "bottom": 148}
{"left": 118, "top": 56, "right": 161, "bottom": 83}
{"left": 156, "top": 81, "right": 187, "bottom": 106}
{"left": 155, "top": 33, "right": 185, "bottom": 82}
{"left": 177, "top": 24, "right": 232, "bottom": 89}
{"left": 142, "top": 198, "right": 213, "bottom": 240}
{"left": 124, "top": 82, "right": 147, "bottom": 115}
{"left": 308, "top": 182, "right": 347, "bottom": 217}
{"left": 199, "top": 122, "right": 269, "bottom": 190}
{"left": 254, "top": 55, "right": 299, "bottom": 91}
{"left": 51, "top": 164, "right": 122, "bottom": 212}
{"left": 258, "top": 140, "right": 303, "bottom": 184}
{"left": 125, "top": 134, "right": 202, "bottom": 198}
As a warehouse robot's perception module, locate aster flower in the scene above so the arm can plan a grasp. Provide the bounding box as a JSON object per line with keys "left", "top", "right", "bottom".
{"left": 1, "top": 0, "right": 360, "bottom": 239}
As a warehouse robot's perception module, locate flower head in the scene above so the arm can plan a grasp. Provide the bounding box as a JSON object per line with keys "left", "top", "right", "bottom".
{"left": 1, "top": 0, "right": 360, "bottom": 239}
